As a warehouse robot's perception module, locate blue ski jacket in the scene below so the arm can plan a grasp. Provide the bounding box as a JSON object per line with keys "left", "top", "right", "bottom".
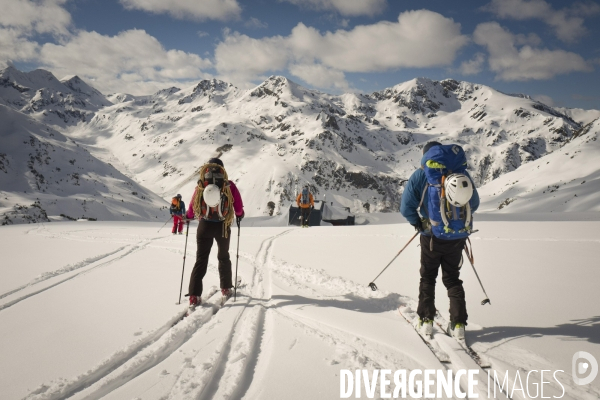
{"left": 400, "top": 153, "right": 480, "bottom": 228}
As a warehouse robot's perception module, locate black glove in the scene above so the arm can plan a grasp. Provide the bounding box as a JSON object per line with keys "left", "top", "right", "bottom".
{"left": 310, "top": 205, "right": 314, "bottom": 210}
{"left": 411, "top": 219, "right": 423, "bottom": 232}
{"left": 236, "top": 211, "right": 244, "bottom": 224}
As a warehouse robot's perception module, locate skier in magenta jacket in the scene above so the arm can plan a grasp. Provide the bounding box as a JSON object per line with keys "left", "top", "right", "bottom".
{"left": 185, "top": 158, "right": 244, "bottom": 312}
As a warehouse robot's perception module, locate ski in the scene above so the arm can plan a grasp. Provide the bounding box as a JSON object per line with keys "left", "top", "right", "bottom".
{"left": 433, "top": 315, "right": 490, "bottom": 369}
{"left": 171, "top": 287, "right": 220, "bottom": 327}
{"left": 398, "top": 307, "right": 451, "bottom": 364}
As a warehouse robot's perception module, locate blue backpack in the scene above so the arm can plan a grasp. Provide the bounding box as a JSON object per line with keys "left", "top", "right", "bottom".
{"left": 301, "top": 187, "right": 309, "bottom": 205}
{"left": 421, "top": 144, "right": 473, "bottom": 240}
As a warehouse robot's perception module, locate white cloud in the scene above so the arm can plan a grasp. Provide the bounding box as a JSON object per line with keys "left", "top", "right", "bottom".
{"left": 280, "top": 0, "right": 387, "bottom": 17}
{"left": 214, "top": 31, "right": 289, "bottom": 82}
{"left": 482, "top": 0, "right": 600, "bottom": 43}
{"left": 473, "top": 22, "right": 592, "bottom": 81}
{"left": 119, "top": 0, "right": 241, "bottom": 21}
{"left": 214, "top": 10, "right": 468, "bottom": 89}
{"left": 459, "top": 53, "right": 486, "bottom": 76}
{"left": 38, "top": 29, "right": 212, "bottom": 94}
{"left": 288, "top": 63, "right": 350, "bottom": 91}
{"left": 197, "top": 30, "right": 209, "bottom": 38}
{"left": 0, "top": 1, "right": 214, "bottom": 95}
{"left": 301, "top": 11, "right": 468, "bottom": 72}
{"left": 0, "top": 0, "right": 72, "bottom": 36}
{"left": 244, "top": 17, "right": 268, "bottom": 29}
{"left": 0, "top": 0, "right": 72, "bottom": 66}
{"left": 0, "top": 28, "right": 40, "bottom": 64}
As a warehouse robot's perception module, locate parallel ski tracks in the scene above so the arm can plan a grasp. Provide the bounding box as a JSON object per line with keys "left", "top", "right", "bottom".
{"left": 25, "top": 228, "right": 294, "bottom": 400}
{"left": 1, "top": 233, "right": 170, "bottom": 313}
{"left": 0, "top": 244, "right": 143, "bottom": 313}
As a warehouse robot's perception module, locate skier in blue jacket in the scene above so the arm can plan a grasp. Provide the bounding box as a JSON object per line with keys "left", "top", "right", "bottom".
{"left": 400, "top": 141, "right": 480, "bottom": 340}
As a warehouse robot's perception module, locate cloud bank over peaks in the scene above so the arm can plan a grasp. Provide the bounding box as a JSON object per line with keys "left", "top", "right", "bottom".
{"left": 39, "top": 29, "right": 213, "bottom": 94}
{"left": 473, "top": 22, "right": 592, "bottom": 81}
{"left": 215, "top": 10, "right": 468, "bottom": 90}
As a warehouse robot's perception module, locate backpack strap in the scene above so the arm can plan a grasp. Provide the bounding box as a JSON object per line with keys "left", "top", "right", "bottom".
{"left": 418, "top": 183, "right": 429, "bottom": 210}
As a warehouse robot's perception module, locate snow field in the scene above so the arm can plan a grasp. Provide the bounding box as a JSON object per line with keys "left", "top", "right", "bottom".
{"left": 0, "top": 219, "right": 599, "bottom": 399}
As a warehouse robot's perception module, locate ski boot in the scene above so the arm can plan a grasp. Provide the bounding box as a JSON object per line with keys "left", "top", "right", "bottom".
{"left": 220, "top": 288, "right": 233, "bottom": 305}
{"left": 448, "top": 322, "right": 465, "bottom": 340}
{"left": 415, "top": 318, "right": 433, "bottom": 338}
{"left": 187, "top": 295, "right": 200, "bottom": 316}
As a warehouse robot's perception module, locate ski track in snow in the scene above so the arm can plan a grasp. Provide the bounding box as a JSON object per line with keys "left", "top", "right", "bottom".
{"left": 20, "top": 226, "right": 593, "bottom": 400}
{"left": 0, "top": 243, "right": 147, "bottom": 313}
{"left": 25, "top": 287, "right": 221, "bottom": 400}
{"left": 24, "top": 229, "right": 293, "bottom": 400}
{"left": 0, "top": 246, "right": 129, "bottom": 302}
{"left": 172, "top": 229, "right": 295, "bottom": 400}
{"left": 1, "top": 227, "right": 173, "bottom": 313}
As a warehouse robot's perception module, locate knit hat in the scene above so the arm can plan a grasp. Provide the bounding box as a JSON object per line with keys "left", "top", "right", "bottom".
{"left": 423, "top": 141, "right": 442, "bottom": 155}
{"left": 208, "top": 157, "right": 224, "bottom": 167}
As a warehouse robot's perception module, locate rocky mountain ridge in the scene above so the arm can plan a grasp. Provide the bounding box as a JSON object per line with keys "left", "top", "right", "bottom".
{"left": 0, "top": 66, "right": 111, "bottom": 127}
{"left": 1, "top": 66, "right": 598, "bottom": 221}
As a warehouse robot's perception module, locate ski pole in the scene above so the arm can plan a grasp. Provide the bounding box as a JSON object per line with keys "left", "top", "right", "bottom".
{"left": 178, "top": 220, "right": 190, "bottom": 305}
{"left": 368, "top": 231, "right": 419, "bottom": 291}
{"left": 158, "top": 215, "right": 172, "bottom": 233}
{"left": 289, "top": 208, "right": 300, "bottom": 226}
{"left": 307, "top": 205, "right": 314, "bottom": 226}
{"left": 234, "top": 218, "right": 241, "bottom": 302}
{"left": 464, "top": 238, "right": 491, "bottom": 305}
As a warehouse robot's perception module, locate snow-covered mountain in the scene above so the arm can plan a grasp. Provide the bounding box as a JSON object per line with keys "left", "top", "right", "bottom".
{"left": 72, "top": 74, "right": 587, "bottom": 216}
{"left": 478, "top": 117, "right": 600, "bottom": 212}
{"left": 2, "top": 66, "right": 599, "bottom": 222}
{"left": 0, "top": 66, "right": 111, "bottom": 127}
{"left": 554, "top": 106, "right": 600, "bottom": 126}
{"left": 0, "top": 105, "right": 167, "bottom": 224}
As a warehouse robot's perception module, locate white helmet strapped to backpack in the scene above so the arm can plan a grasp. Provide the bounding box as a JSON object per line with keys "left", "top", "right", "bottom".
{"left": 444, "top": 173, "right": 473, "bottom": 207}
{"left": 203, "top": 184, "right": 222, "bottom": 207}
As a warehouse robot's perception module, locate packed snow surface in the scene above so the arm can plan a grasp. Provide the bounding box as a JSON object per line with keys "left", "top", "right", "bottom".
{"left": 1, "top": 217, "right": 599, "bottom": 399}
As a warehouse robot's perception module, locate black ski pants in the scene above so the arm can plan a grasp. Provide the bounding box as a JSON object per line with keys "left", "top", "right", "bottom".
{"left": 417, "top": 235, "right": 468, "bottom": 325}
{"left": 300, "top": 207, "right": 311, "bottom": 226}
{"left": 188, "top": 220, "right": 232, "bottom": 297}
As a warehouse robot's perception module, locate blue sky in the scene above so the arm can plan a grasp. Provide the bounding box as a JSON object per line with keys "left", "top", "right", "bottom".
{"left": 2, "top": 0, "right": 599, "bottom": 109}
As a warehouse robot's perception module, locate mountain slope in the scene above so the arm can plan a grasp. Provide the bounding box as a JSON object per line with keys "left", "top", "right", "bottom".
{"left": 2, "top": 66, "right": 598, "bottom": 220}
{"left": 70, "top": 75, "right": 586, "bottom": 216}
{"left": 0, "top": 105, "right": 167, "bottom": 224}
{"left": 478, "top": 117, "right": 600, "bottom": 213}
{"left": 0, "top": 66, "right": 111, "bottom": 127}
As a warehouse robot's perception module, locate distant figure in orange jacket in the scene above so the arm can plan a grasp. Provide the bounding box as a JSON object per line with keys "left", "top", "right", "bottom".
{"left": 296, "top": 186, "right": 314, "bottom": 227}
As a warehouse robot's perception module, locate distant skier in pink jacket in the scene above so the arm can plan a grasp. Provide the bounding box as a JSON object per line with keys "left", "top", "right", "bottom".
{"left": 185, "top": 158, "right": 244, "bottom": 312}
